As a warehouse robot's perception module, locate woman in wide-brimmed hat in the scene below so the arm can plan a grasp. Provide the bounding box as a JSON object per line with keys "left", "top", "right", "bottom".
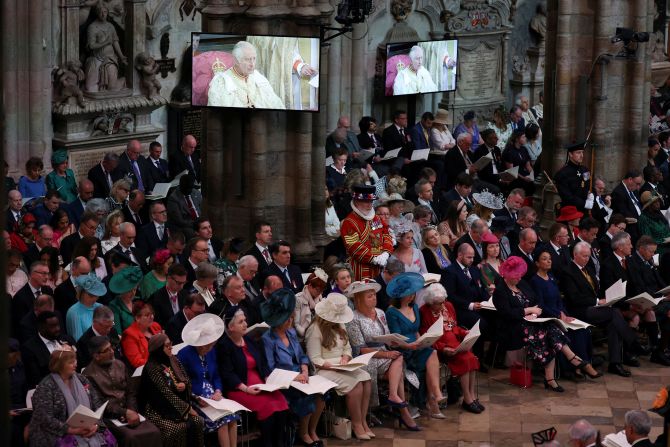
{"left": 391, "top": 220, "right": 428, "bottom": 274}
{"left": 294, "top": 268, "right": 328, "bottom": 341}
{"left": 305, "top": 293, "right": 374, "bottom": 440}
{"left": 67, "top": 273, "right": 107, "bottom": 341}
{"left": 139, "top": 333, "right": 205, "bottom": 447}
{"left": 639, "top": 191, "right": 670, "bottom": 251}
{"left": 262, "top": 289, "right": 326, "bottom": 447}
{"left": 177, "top": 313, "right": 239, "bottom": 447}
{"left": 45, "top": 150, "right": 78, "bottom": 203}
{"left": 385, "top": 272, "right": 446, "bottom": 419}
{"left": 108, "top": 266, "right": 143, "bottom": 334}
{"left": 556, "top": 205, "right": 583, "bottom": 241}
{"left": 471, "top": 190, "right": 504, "bottom": 227}
{"left": 493, "top": 256, "right": 589, "bottom": 393}
{"left": 345, "top": 280, "right": 420, "bottom": 431}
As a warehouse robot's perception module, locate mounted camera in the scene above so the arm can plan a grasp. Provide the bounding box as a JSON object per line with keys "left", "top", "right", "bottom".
{"left": 335, "top": 0, "right": 374, "bottom": 26}
{"left": 611, "top": 27, "right": 650, "bottom": 58}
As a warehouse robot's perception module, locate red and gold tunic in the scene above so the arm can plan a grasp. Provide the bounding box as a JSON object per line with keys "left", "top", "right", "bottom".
{"left": 341, "top": 211, "right": 394, "bottom": 280}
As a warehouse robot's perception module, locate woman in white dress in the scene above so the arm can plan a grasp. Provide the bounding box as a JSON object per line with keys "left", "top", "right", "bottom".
{"left": 305, "top": 293, "right": 374, "bottom": 440}
{"left": 101, "top": 210, "right": 123, "bottom": 254}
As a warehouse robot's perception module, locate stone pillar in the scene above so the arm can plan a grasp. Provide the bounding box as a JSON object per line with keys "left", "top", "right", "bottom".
{"left": 294, "top": 114, "right": 316, "bottom": 257}
{"left": 124, "top": 0, "right": 147, "bottom": 95}
{"left": 28, "top": 0, "right": 52, "bottom": 159}
{"left": 350, "top": 23, "right": 366, "bottom": 121}
{"left": 2, "top": 0, "right": 19, "bottom": 174}
{"left": 326, "top": 32, "right": 342, "bottom": 132}
{"left": 59, "top": 0, "right": 80, "bottom": 64}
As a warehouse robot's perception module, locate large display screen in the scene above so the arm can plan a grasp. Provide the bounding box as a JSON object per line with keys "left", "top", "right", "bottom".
{"left": 385, "top": 39, "right": 458, "bottom": 96}
{"left": 192, "top": 33, "right": 320, "bottom": 111}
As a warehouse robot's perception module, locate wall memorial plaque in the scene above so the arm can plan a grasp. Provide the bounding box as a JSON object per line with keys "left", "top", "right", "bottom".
{"left": 457, "top": 40, "right": 501, "bottom": 100}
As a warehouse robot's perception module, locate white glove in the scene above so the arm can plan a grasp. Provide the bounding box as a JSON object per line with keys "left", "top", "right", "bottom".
{"left": 584, "top": 193, "right": 594, "bottom": 210}
{"left": 373, "top": 252, "right": 390, "bottom": 266}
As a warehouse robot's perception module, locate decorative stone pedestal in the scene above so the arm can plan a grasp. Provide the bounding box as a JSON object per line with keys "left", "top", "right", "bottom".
{"left": 510, "top": 44, "right": 545, "bottom": 105}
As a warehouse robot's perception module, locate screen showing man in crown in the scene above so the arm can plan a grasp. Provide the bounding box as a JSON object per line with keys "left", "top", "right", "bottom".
{"left": 207, "top": 40, "right": 286, "bottom": 109}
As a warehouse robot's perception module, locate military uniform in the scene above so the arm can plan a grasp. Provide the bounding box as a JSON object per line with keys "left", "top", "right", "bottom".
{"left": 554, "top": 159, "right": 591, "bottom": 211}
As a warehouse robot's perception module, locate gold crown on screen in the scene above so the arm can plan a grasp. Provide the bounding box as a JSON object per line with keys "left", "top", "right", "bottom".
{"left": 212, "top": 58, "right": 227, "bottom": 73}
{"left": 396, "top": 61, "right": 406, "bottom": 71}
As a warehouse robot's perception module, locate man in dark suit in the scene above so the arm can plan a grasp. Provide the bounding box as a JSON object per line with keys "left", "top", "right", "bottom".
{"left": 18, "top": 294, "right": 62, "bottom": 344}
{"left": 183, "top": 237, "right": 210, "bottom": 288}
{"left": 75, "top": 305, "right": 120, "bottom": 368}
{"left": 622, "top": 410, "right": 655, "bottom": 447}
{"left": 264, "top": 240, "right": 304, "bottom": 293}
{"left": 373, "top": 257, "right": 405, "bottom": 311}
{"left": 59, "top": 211, "right": 100, "bottom": 266}
{"left": 493, "top": 188, "right": 525, "bottom": 222}
{"left": 453, "top": 218, "right": 487, "bottom": 267}
{"left": 194, "top": 217, "right": 223, "bottom": 262}
{"left": 412, "top": 179, "right": 440, "bottom": 224}
{"left": 626, "top": 236, "right": 670, "bottom": 365}
{"left": 22, "top": 311, "right": 75, "bottom": 388}
{"left": 145, "top": 141, "right": 171, "bottom": 186}
{"left": 569, "top": 217, "right": 602, "bottom": 278}
{"left": 249, "top": 275, "right": 283, "bottom": 321}
{"left": 409, "top": 112, "right": 433, "bottom": 150}
{"left": 509, "top": 105, "right": 525, "bottom": 132}
{"left": 166, "top": 292, "right": 207, "bottom": 344}
{"left": 599, "top": 232, "right": 631, "bottom": 292}
{"left": 442, "top": 244, "right": 489, "bottom": 328}
{"left": 11, "top": 262, "right": 54, "bottom": 330}
{"left": 244, "top": 221, "right": 274, "bottom": 273}
{"left": 121, "top": 190, "right": 148, "bottom": 227}
{"left": 110, "top": 222, "right": 148, "bottom": 273}
{"left": 591, "top": 177, "right": 613, "bottom": 233}
{"left": 23, "top": 225, "right": 54, "bottom": 269}
{"left": 610, "top": 170, "right": 643, "bottom": 242}
{"left": 167, "top": 174, "right": 202, "bottom": 240}
{"left": 6, "top": 189, "right": 24, "bottom": 232}
{"left": 169, "top": 134, "right": 201, "bottom": 182}
{"left": 560, "top": 241, "right": 644, "bottom": 377}
{"left": 511, "top": 228, "right": 538, "bottom": 282}
{"left": 546, "top": 223, "right": 571, "bottom": 280}
{"left": 32, "top": 190, "right": 63, "bottom": 227}
{"left": 149, "top": 264, "right": 189, "bottom": 327}
{"left": 88, "top": 153, "right": 122, "bottom": 199}
{"left": 598, "top": 214, "right": 627, "bottom": 261}
{"left": 237, "top": 255, "right": 261, "bottom": 303}
{"left": 115, "top": 140, "right": 152, "bottom": 193}
{"left": 471, "top": 129, "right": 506, "bottom": 192}
{"left": 54, "top": 257, "right": 91, "bottom": 318}
{"left": 137, "top": 201, "right": 170, "bottom": 254}
{"left": 210, "top": 275, "right": 260, "bottom": 325}
{"left": 640, "top": 165, "right": 669, "bottom": 209}
{"left": 506, "top": 206, "right": 540, "bottom": 249}
{"left": 444, "top": 133, "right": 480, "bottom": 191}
{"left": 66, "top": 179, "right": 95, "bottom": 229}
{"left": 357, "top": 116, "right": 384, "bottom": 152}
{"left": 381, "top": 110, "right": 414, "bottom": 161}
{"left": 443, "top": 172, "right": 475, "bottom": 213}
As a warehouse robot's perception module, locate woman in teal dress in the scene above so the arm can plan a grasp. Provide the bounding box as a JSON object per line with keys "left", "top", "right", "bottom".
{"left": 140, "top": 249, "right": 173, "bottom": 299}
{"left": 45, "top": 150, "right": 77, "bottom": 202}
{"left": 385, "top": 272, "right": 446, "bottom": 419}
{"left": 108, "top": 266, "right": 144, "bottom": 334}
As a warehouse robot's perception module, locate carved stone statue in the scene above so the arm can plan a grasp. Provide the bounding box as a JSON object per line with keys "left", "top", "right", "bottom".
{"left": 84, "top": 2, "right": 128, "bottom": 93}
{"left": 390, "top": 0, "right": 413, "bottom": 22}
{"left": 529, "top": 4, "right": 547, "bottom": 45}
{"left": 135, "top": 52, "right": 162, "bottom": 99}
{"left": 53, "top": 60, "right": 86, "bottom": 107}
{"left": 650, "top": 30, "right": 668, "bottom": 63}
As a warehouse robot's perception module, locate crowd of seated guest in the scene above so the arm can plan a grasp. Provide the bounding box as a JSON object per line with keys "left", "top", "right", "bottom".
{"left": 7, "top": 99, "right": 670, "bottom": 447}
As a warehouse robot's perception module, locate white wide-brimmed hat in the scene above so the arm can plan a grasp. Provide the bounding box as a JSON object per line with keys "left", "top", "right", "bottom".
{"left": 345, "top": 279, "right": 382, "bottom": 298}
{"left": 472, "top": 190, "right": 504, "bottom": 210}
{"left": 422, "top": 273, "right": 441, "bottom": 286}
{"left": 315, "top": 293, "right": 354, "bottom": 324}
{"left": 182, "top": 313, "right": 225, "bottom": 347}
{"left": 381, "top": 193, "right": 415, "bottom": 213}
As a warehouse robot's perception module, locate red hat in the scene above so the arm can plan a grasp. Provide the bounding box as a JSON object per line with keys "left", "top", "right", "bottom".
{"left": 21, "top": 213, "right": 37, "bottom": 225}
{"left": 481, "top": 231, "right": 499, "bottom": 244}
{"left": 556, "top": 205, "right": 583, "bottom": 222}
{"left": 499, "top": 256, "right": 528, "bottom": 280}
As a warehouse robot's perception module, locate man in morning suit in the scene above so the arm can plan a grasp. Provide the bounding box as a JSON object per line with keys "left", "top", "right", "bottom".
{"left": 610, "top": 169, "right": 643, "bottom": 243}
{"left": 166, "top": 292, "right": 206, "bottom": 344}
{"left": 597, "top": 214, "right": 627, "bottom": 261}
{"left": 244, "top": 221, "right": 274, "bottom": 272}
{"left": 453, "top": 218, "right": 487, "bottom": 267}
{"left": 121, "top": 190, "right": 148, "bottom": 228}
{"left": 6, "top": 190, "right": 24, "bottom": 232}
{"left": 149, "top": 264, "right": 189, "bottom": 327}
{"left": 32, "top": 190, "right": 63, "bottom": 227}
{"left": 110, "top": 222, "right": 148, "bottom": 273}
{"left": 546, "top": 223, "right": 571, "bottom": 280}
{"left": 137, "top": 201, "right": 170, "bottom": 254}
{"left": 443, "top": 173, "right": 475, "bottom": 212}
{"left": 12, "top": 262, "right": 55, "bottom": 331}
{"left": 560, "top": 241, "right": 644, "bottom": 377}
{"left": 237, "top": 255, "right": 261, "bottom": 303}
{"left": 569, "top": 217, "right": 602, "bottom": 278}
{"left": 184, "top": 237, "right": 210, "bottom": 288}
{"left": 373, "top": 258, "right": 405, "bottom": 311}
{"left": 66, "top": 179, "right": 94, "bottom": 229}
{"left": 167, "top": 174, "right": 202, "bottom": 240}
{"left": 472, "top": 129, "right": 505, "bottom": 192}
{"left": 23, "top": 225, "right": 54, "bottom": 271}
{"left": 623, "top": 410, "right": 654, "bottom": 447}
{"left": 169, "top": 134, "right": 201, "bottom": 182}
{"left": 409, "top": 112, "right": 434, "bottom": 150}
{"left": 75, "top": 305, "right": 120, "bottom": 368}
{"left": 59, "top": 211, "right": 100, "bottom": 266}
{"left": 381, "top": 110, "right": 414, "bottom": 168}
{"left": 88, "top": 152, "right": 122, "bottom": 199}
{"left": 444, "top": 133, "right": 480, "bottom": 191}
{"left": 510, "top": 228, "right": 538, "bottom": 283}
{"left": 194, "top": 217, "right": 223, "bottom": 262}
{"left": 264, "top": 240, "right": 304, "bottom": 293}
{"left": 53, "top": 257, "right": 91, "bottom": 319}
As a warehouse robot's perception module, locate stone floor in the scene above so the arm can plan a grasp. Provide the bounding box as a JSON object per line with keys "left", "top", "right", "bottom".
{"left": 325, "top": 357, "right": 670, "bottom": 447}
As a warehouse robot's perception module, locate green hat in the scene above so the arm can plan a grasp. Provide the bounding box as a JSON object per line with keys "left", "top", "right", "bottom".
{"left": 74, "top": 273, "right": 107, "bottom": 297}
{"left": 260, "top": 288, "right": 296, "bottom": 328}
{"left": 387, "top": 272, "right": 425, "bottom": 299}
{"left": 109, "top": 266, "right": 143, "bottom": 294}
{"left": 51, "top": 150, "right": 68, "bottom": 165}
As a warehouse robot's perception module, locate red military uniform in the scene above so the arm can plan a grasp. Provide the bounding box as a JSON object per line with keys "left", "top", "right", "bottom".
{"left": 341, "top": 211, "right": 394, "bottom": 280}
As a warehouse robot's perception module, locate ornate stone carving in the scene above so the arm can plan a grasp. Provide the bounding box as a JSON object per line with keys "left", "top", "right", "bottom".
{"left": 179, "top": 0, "right": 199, "bottom": 20}
{"left": 512, "top": 54, "right": 530, "bottom": 76}
{"left": 91, "top": 113, "right": 134, "bottom": 136}
{"left": 390, "top": 0, "right": 413, "bottom": 22}
{"left": 135, "top": 52, "right": 162, "bottom": 99}
{"left": 650, "top": 30, "right": 668, "bottom": 62}
{"left": 529, "top": 3, "right": 547, "bottom": 46}
{"left": 83, "top": 2, "right": 128, "bottom": 94}
{"left": 442, "top": 0, "right": 513, "bottom": 33}
{"left": 52, "top": 60, "right": 86, "bottom": 108}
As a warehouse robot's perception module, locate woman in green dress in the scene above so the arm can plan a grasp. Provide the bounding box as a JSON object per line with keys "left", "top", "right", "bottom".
{"left": 45, "top": 150, "right": 78, "bottom": 202}
{"left": 108, "top": 266, "right": 144, "bottom": 334}
{"left": 214, "top": 237, "right": 244, "bottom": 283}
{"left": 140, "top": 249, "right": 174, "bottom": 299}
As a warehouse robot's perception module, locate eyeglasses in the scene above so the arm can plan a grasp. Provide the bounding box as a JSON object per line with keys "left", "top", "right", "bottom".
{"left": 33, "top": 270, "right": 50, "bottom": 275}
{"left": 170, "top": 277, "right": 187, "bottom": 285}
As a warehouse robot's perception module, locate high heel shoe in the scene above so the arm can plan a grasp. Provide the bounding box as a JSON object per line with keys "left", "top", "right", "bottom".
{"left": 365, "top": 430, "right": 375, "bottom": 438}
{"left": 385, "top": 397, "right": 409, "bottom": 408}
{"left": 544, "top": 378, "right": 565, "bottom": 393}
{"left": 473, "top": 399, "right": 485, "bottom": 411}
{"left": 582, "top": 364, "right": 603, "bottom": 379}
{"left": 568, "top": 354, "right": 587, "bottom": 369}
{"left": 398, "top": 417, "right": 421, "bottom": 431}
{"left": 353, "top": 430, "right": 370, "bottom": 441}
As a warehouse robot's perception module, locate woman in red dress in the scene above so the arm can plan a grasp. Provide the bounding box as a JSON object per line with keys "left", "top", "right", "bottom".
{"left": 218, "top": 307, "right": 289, "bottom": 447}
{"left": 419, "top": 283, "right": 483, "bottom": 414}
